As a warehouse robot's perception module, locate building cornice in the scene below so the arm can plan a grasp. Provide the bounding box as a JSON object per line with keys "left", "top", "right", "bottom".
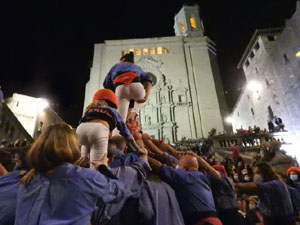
{"left": 237, "top": 28, "right": 283, "bottom": 69}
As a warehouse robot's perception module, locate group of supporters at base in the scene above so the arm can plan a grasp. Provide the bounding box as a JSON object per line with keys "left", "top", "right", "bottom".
{"left": 1, "top": 51, "right": 299, "bottom": 225}
{"left": 1, "top": 119, "right": 300, "bottom": 225}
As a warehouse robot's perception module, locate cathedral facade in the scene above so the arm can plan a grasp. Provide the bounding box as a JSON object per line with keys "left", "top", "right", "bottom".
{"left": 84, "top": 5, "right": 229, "bottom": 142}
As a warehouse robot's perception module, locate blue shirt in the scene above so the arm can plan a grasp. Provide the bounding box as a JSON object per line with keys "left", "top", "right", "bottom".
{"left": 92, "top": 157, "right": 151, "bottom": 224}
{"left": 0, "top": 168, "right": 27, "bottom": 225}
{"left": 103, "top": 62, "right": 152, "bottom": 90}
{"left": 287, "top": 185, "right": 300, "bottom": 212}
{"left": 15, "top": 163, "right": 125, "bottom": 225}
{"left": 258, "top": 180, "right": 294, "bottom": 217}
{"left": 110, "top": 150, "right": 140, "bottom": 168}
{"left": 80, "top": 106, "right": 131, "bottom": 139}
{"left": 139, "top": 174, "right": 185, "bottom": 225}
{"left": 209, "top": 174, "right": 238, "bottom": 211}
{"left": 160, "top": 165, "right": 216, "bottom": 222}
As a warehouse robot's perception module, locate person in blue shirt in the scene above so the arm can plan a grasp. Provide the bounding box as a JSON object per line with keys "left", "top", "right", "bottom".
{"left": 148, "top": 151, "right": 223, "bottom": 225}
{"left": 103, "top": 52, "right": 153, "bottom": 121}
{"left": 92, "top": 139, "right": 151, "bottom": 225}
{"left": 235, "top": 162, "right": 296, "bottom": 225}
{"left": 210, "top": 165, "right": 246, "bottom": 225}
{"left": 14, "top": 122, "right": 125, "bottom": 225}
{"left": 77, "top": 89, "right": 140, "bottom": 169}
{"left": 0, "top": 166, "right": 27, "bottom": 225}
{"left": 138, "top": 173, "right": 185, "bottom": 225}
{"left": 109, "top": 135, "right": 140, "bottom": 168}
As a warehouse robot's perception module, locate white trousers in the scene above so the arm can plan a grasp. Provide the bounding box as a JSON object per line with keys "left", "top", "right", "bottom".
{"left": 76, "top": 122, "right": 109, "bottom": 169}
{"left": 115, "top": 82, "right": 146, "bottom": 121}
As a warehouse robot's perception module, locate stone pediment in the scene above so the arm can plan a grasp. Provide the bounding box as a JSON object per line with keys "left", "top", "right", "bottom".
{"left": 136, "top": 55, "right": 163, "bottom": 72}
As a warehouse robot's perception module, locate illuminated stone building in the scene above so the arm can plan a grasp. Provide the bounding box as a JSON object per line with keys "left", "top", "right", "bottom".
{"left": 84, "top": 4, "right": 229, "bottom": 142}
{"left": 6, "top": 93, "right": 63, "bottom": 139}
{"left": 232, "top": 2, "right": 300, "bottom": 159}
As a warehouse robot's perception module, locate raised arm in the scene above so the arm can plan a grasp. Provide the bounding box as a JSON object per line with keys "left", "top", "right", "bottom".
{"left": 234, "top": 182, "right": 260, "bottom": 194}
{"left": 0, "top": 163, "right": 8, "bottom": 176}
{"left": 147, "top": 157, "right": 163, "bottom": 174}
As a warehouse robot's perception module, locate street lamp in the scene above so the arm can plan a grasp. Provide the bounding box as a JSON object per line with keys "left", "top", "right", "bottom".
{"left": 225, "top": 116, "right": 233, "bottom": 124}
{"left": 247, "top": 80, "right": 262, "bottom": 99}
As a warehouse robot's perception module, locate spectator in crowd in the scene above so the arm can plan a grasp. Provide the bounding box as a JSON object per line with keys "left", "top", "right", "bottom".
{"left": 103, "top": 52, "right": 153, "bottom": 121}
{"left": 235, "top": 162, "right": 296, "bottom": 225}
{"left": 274, "top": 116, "right": 285, "bottom": 132}
{"left": 287, "top": 166, "right": 300, "bottom": 191}
{"left": 148, "top": 151, "right": 223, "bottom": 225}
{"left": 245, "top": 197, "right": 264, "bottom": 225}
{"left": 231, "top": 144, "right": 240, "bottom": 166}
{"left": 14, "top": 122, "right": 125, "bottom": 225}
{"left": 267, "top": 120, "right": 275, "bottom": 132}
{"left": 278, "top": 173, "right": 300, "bottom": 223}
{"left": 76, "top": 89, "right": 140, "bottom": 169}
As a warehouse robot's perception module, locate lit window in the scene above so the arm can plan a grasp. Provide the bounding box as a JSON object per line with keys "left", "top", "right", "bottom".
{"left": 163, "top": 48, "right": 169, "bottom": 54}
{"left": 189, "top": 16, "right": 197, "bottom": 30}
{"left": 179, "top": 21, "right": 185, "bottom": 34}
{"left": 129, "top": 48, "right": 134, "bottom": 53}
{"left": 150, "top": 48, "right": 155, "bottom": 55}
{"left": 157, "top": 47, "right": 162, "bottom": 54}
{"left": 143, "top": 48, "right": 148, "bottom": 54}
{"left": 295, "top": 51, "right": 300, "bottom": 58}
{"left": 136, "top": 49, "right": 141, "bottom": 56}
{"left": 121, "top": 50, "right": 126, "bottom": 56}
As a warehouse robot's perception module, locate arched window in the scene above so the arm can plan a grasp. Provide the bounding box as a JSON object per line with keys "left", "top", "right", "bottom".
{"left": 135, "top": 49, "right": 141, "bottom": 56}
{"left": 157, "top": 47, "right": 162, "bottom": 55}
{"left": 143, "top": 48, "right": 148, "bottom": 54}
{"left": 150, "top": 48, "right": 155, "bottom": 55}
{"left": 189, "top": 16, "right": 197, "bottom": 30}
{"left": 179, "top": 21, "right": 185, "bottom": 33}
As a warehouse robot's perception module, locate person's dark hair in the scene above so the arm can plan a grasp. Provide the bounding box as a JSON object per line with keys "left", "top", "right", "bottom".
{"left": 254, "top": 162, "right": 277, "bottom": 181}
{"left": 0, "top": 150, "right": 15, "bottom": 172}
{"left": 110, "top": 136, "right": 127, "bottom": 151}
{"left": 120, "top": 52, "right": 134, "bottom": 63}
{"left": 107, "top": 140, "right": 117, "bottom": 158}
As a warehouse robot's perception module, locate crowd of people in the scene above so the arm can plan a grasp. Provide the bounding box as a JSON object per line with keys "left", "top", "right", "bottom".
{"left": 0, "top": 52, "right": 299, "bottom": 225}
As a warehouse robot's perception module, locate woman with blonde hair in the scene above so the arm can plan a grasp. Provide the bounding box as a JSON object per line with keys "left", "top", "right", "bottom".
{"left": 15, "top": 122, "right": 125, "bottom": 225}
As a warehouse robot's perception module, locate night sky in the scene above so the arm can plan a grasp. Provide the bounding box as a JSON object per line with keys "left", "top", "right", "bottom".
{"left": 1, "top": 0, "right": 297, "bottom": 127}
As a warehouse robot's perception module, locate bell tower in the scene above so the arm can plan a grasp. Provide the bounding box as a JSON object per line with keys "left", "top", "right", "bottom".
{"left": 174, "top": 4, "right": 204, "bottom": 37}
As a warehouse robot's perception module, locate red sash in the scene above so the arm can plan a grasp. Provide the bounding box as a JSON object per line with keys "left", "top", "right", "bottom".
{"left": 113, "top": 72, "right": 138, "bottom": 85}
